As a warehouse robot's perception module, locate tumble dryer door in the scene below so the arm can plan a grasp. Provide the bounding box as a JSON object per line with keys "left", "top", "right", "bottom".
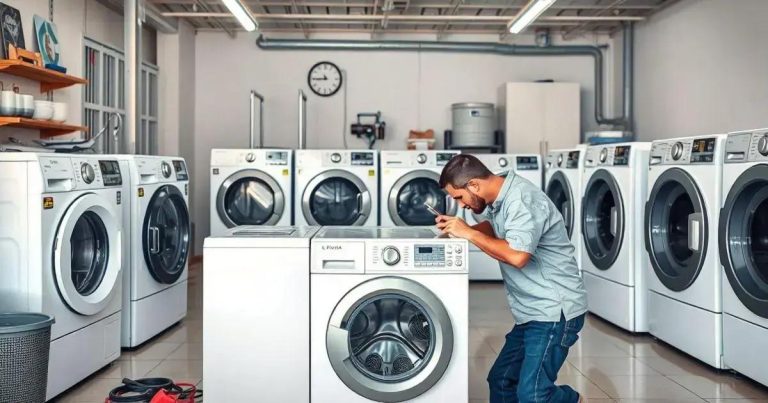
{"left": 388, "top": 171, "right": 457, "bottom": 226}
{"left": 302, "top": 169, "right": 371, "bottom": 226}
{"left": 216, "top": 169, "right": 285, "bottom": 227}
{"left": 546, "top": 171, "right": 575, "bottom": 239}
{"left": 582, "top": 169, "right": 625, "bottom": 270}
{"left": 53, "top": 193, "right": 122, "bottom": 316}
{"left": 143, "top": 185, "right": 191, "bottom": 284}
{"left": 645, "top": 168, "right": 708, "bottom": 292}
{"left": 326, "top": 276, "right": 453, "bottom": 402}
{"left": 720, "top": 164, "right": 768, "bottom": 319}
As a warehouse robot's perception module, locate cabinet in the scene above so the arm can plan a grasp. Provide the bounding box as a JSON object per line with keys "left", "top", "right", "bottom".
{"left": 498, "top": 82, "right": 580, "bottom": 154}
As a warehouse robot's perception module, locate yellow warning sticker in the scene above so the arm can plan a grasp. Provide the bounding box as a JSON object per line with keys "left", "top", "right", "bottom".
{"left": 43, "top": 197, "right": 54, "bottom": 209}
{"left": 369, "top": 170, "right": 375, "bottom": 177}
{"left": 282, "top": 169, "right": 290, "bottom": 176}
{"left": 138, "top": 188, "right": 145, "bottom": 197}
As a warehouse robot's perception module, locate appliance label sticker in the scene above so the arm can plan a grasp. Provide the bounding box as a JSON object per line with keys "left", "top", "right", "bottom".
{"left": 116, "top": 191, "right": 122, "bottom": 205}
{"left": 43, "top": 197, "right": 53, "bottom": 209}
{"left": 138, "top": 188, "right": 144, "bottom": 197}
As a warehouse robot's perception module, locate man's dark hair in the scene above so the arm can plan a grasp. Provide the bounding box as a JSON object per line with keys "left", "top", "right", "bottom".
{"left": 438, "top": 154, "right": 493, "bottom": 188}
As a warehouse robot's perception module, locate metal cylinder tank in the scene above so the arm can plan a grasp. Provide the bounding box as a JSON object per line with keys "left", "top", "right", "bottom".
{"left": 451, "top": 103, "right": 496, "bottom": 147}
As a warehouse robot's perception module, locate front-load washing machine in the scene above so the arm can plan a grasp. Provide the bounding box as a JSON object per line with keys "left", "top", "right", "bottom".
{"left": 295, "top": 149, "right": 378, "bottom": 226}
{"left": 463, "top": 153, "right": 542, "bottom": 281}
{"left": 311, "top": 227, "right": 468, "bottom": 402}
{"left": 380, "top": 150, "right": 460, "bottom": 226}
{"left": 720, "top": 129, "right": 768, "bottom": 384}
{"left": 580, "top": 142, "right": 651, "bottom": 332}
{"left": 209, "top": 148, "right": 292, "bottom": 235}
{"left": 545, "top": 145, "right": 587, "bottom": 271}
{"left": 204, "top": 226, "right": 320, "bottom": 401}
{"left": 645, "top": 135, "right": 726, "bottom": 368}
{"left": 0, "top": 153, "right": 123, "bottom": 400}
{"left": 116, "top": 155, "right": 191, "bottom": 348}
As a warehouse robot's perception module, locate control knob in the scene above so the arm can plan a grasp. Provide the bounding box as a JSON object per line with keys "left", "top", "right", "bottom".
{"left": 381, "top": 246, "right": 401, "bottom": 266}
{"left": 498, "top": 158, "right": 509, "bottom": 168}
{"left": 557, "top": 154, "right": 563, "bottom": 167}
{"left": 161, "top": 162, "right": 172, "bottom": 178}
{"left": 599, "top": 148, "right": 608, "bottom": 163}
{"left": 81, "top": 163, "right": 95, "bottom": 184}
{"left": 671, "top": 142, "right": 684, "bottom": 161}
{"left": 416, "top": 153, "right": 427, "bottom": 164}
{"left": 245, "top": 152, "right": 256, "bottom": 163}
{"left": 758, "top": 135, "right": 768, "bottom": 156}
{"left": 330, "top": 153, "right": 342, "bottom": 163}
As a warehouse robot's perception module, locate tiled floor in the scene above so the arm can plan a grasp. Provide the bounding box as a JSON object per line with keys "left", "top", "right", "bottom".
{"left": 58, "top": 263, "right": 768, "bottom": 402}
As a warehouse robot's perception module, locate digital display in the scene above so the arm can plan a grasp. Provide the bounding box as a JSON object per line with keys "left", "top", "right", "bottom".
{"left": 351, "top": 152, "right": 374, "bottom": 166}
{"left": 691, "top": 138, "right": 716, "bottom": 163}
{"left": 566, "top": 151, "right": 580, "bottom": 168}
{"left": 173, "top": 160, "right": 189, "bottom": 180}
{"left": 266, "top": 151, "right": 288, "bottom": 161}
{"left": 99, "top": 160, "right": 122, "bottom": 186}
{"left": 414, "top": 244, "right": 445, "bottom": 266}
{"left": 614, "top": 146, "right": 631, "bottom": 166}
{"left": 417, "top": 247, "right": 433, "bottom": 254}
{"left": 516, "top": 156, "right": 539, "bottom": 171}
{"left": 436, "top": 153, "right": 457, "bottom": 166}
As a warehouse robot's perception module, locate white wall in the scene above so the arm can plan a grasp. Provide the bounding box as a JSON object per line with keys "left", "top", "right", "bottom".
{"left": 192, "top": 31, "right": 621, "bottom": 253}
{"left": 634, "top": 0, "right": 768, "bottom": 140}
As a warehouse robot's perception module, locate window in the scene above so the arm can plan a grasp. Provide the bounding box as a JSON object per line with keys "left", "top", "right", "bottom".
{"left": 140, "top": 64, "right": 159, "bottom": 155}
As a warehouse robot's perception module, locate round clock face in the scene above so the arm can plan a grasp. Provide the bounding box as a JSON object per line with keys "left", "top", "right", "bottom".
{"left": 307, "top": 61, "right": 342, "bottom": 97}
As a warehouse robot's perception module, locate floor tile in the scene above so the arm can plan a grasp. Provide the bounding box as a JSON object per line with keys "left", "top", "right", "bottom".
{"left": 469, "top": 329, "right": 499, "bottom": 358}
{"left": 556, "top": 372, "right": 611, "bottom": 399}
{"left": 93, "top": 358, "right": 161, "bottom": 379}
{"left": 668, "top": 375, "right": 768, "bottom": 399}
{"left": 637, "top": 353, "right": 719, "bottom": 377}
{"left": 591, "top": 375, "right": 706, "bottom": 400}
{"left": 119, "top": 342, "right": 182, "bottom": 361}
{"left": 146, "top": 359, "right": 203, "bottom": 381}
{"left": 167, "top": 343, "right": 203, "bottom": 360}
{"left": 56, "top": 378, "right": 121, "bottom": 402}
{"left": 569, "top": 356, "right": 661, "bottom": 377}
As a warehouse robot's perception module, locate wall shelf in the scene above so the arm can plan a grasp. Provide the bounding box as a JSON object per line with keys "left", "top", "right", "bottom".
{"left": 0, "top": 60, "right": 88, "bottom": 92}
{"left": 0, "top": 117, "right": 88, "bottom": 137}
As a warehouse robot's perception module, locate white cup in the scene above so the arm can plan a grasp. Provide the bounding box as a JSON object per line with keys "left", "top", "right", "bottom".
{"left": 51, "top": 102, "right": 67, "bottom": 123}
{"left": 0, "top": 91, "right": 16, "bottom": 116}
{"left": 32, "top": 100, "right": 53, "bottom": 120}
{"left": 21, "top": 95, "right": 34, "bottom": 118}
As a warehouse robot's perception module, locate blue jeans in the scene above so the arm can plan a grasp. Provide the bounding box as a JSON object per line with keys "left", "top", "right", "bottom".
{"left": 487, "top": 313, "right": 585, "bottom": 403}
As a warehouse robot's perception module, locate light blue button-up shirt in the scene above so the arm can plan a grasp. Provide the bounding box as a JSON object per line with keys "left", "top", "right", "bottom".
{"left": 482, "top": 172, "right": 588, "bottom": 324}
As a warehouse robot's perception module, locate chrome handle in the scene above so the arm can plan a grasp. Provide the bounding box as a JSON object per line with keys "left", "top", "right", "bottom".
{"left": 149, "top": 227, "right": 160, "bottom": 254}
{"left": 562, "top": 203, "right": 570, "bottom": 224}
{"left": 688, "top": 213, "right": 702, "bottom": 251}
{"left": 356, "top": 193, "right": 364, "bottom": 216}
{"left": 610, "top": 207, "right": 618, "bottom": 236}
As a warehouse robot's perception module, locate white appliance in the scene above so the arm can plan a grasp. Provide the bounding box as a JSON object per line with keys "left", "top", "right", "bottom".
{"left": 116, "top": 155, "right": 191, "bottom": 348}
{"left": 720, "top": 129, "right": 768, "bottom": 384}
{"left": 311, "top": 227, "right": 468, "bottom": 402}
{"left": 645, "top": 135, "right": 726, "bottom": 368}
{"left": 294, "top": 149, "right": 378, "bottom": 226}
{"left": 203, "top": 226, "right": 320, "bottom": 401}
{"left": 209, "top": 148, "right": 292, "bottom": 235}
{"left": 380, "top": 150, "right": 460, "bottom": 227}
{"left": 0, "top": 153, "right": 123, "bottom": 400}
{"left": 464, "top": 153, "right": 542, "bottom": 281}
{"left": 580, "top": 142, "right": 651, "bottom": 332}
{"left": 545, "top": 145, "right": 587, "bottom": 271}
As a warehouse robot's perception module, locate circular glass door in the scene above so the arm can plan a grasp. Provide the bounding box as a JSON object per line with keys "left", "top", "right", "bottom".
{"left": 720, "top": 164, "right": 768, "bottom": 318}
{"left": 216, "top": 170, "right": 285, "bottom": 226}
{"left": 302, "top": 170, "right": 371, "bottom": 226}
{"left": 143, "top": 185, "right": 191, "bottom": 284}
{"left": 326, "top": 277, "right": 453, "bottom": 402}
{"left": 645, "top": 168, "right": 708, "bottom": 292}
{"left": 53, "top": 193, "right": 122, "bottom": 316}
{"left": 582, "top": 169, "right": 624, "bottom": 270}
{"left": 389, "top": 171, "right": 456, "bottom": 226}
{"left": 546, "top": 171, "right": 574, "bottom": 238}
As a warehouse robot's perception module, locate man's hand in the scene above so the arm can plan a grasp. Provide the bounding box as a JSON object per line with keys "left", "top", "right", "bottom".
{"left": 435, "top": 215, "right": 476, "bottom": 240}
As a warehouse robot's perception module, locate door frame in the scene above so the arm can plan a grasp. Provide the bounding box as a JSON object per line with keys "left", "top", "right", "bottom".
{"left": 388, "top": 170, "right": 457, "bottom": 226}
{"left": 581, "top": 169, "right": 625, "bottom": 270}
{"left": 216, "top": 169, "right": 285, "bottom": 227}
{"left": 301, "top": 169, "right": 371, "bottom": 226}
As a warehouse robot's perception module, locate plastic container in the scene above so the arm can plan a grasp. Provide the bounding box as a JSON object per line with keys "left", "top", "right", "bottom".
{"left": 0, "top": 313, "right": 55, "bottom": 403}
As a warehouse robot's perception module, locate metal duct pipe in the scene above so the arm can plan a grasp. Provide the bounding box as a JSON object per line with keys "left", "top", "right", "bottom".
{"left": 256, "top": 27, "right": 634, "bottom": 131}
{"left": 622, "top": 22, "right": 634, "bottom": 132}
{"left": 250, "top": 90, "right": 265, "bottom": 148}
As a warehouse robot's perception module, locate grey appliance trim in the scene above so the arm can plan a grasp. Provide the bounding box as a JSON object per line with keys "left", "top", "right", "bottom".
{"left": 546, "top": 170, "right": 575, "bottom": 239}
{"left": 326, "top": 276, "right": 454, "bottom": 402}
{"left": 216, "top": 169, "right": 285, "bottom": 227}
{"left": 301, "top": 169, "right": 371, "bottom": 226}
{"left": 581, "top": 169, "right": 624, "bottom": 270}
{"left": 388, "top": 170, "right": 457, "bottom": 226}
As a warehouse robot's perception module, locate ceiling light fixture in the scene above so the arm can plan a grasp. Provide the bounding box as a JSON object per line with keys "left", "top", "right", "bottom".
{"left": 221, "top": 0, "right": 259, "bottom": 32}
{"left": 507, "top": 0, "right": 556, "bottom": 34}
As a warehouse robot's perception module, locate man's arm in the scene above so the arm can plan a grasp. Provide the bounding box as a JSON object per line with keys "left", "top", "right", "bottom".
{"left": 436, "top": 216, "right": 532, "bottom": 269}
{"left": 471, "top": 220, "right": 496, "bottom": 238}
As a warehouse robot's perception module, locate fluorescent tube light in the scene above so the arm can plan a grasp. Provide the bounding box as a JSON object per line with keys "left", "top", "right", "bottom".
{"left": 221, "top": 0, "right": 259, "bottom": 32}
{"left": 508, "top": 0, "right": 556, "bottom": 34}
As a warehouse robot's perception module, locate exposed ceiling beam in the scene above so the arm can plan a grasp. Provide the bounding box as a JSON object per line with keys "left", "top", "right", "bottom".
{"left": 148, "top": 0, "right": 660, "bottom": 10}
{"left": 161, "top": 12, "right": 645, "bottom": 22}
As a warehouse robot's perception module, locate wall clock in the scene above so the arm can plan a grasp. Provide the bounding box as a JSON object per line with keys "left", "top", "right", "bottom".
{"left": 307, "top": 61, "right": 342, "bottom": 97}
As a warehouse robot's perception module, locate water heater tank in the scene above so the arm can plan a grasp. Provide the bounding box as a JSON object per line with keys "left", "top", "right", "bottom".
{"left": 451, "top": 103, "right": 496, "bottom": 147}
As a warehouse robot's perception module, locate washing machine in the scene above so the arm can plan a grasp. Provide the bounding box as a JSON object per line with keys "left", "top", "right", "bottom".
{"left": 580, "top": 142, "right": 651, "bottom": 332}
{"left": 209, "top": 148, "right": 292, "bottom": 235}
{"left": 464, "top": 153, "right": 542, "bottom": 281}
{"left": 116, "top": 155, "right": 191, "bottom": 348}
{"left": 311, "top": 227, "right": 468, "bottom": 402}
{"left": 645, "top": 135, "right": 726, "bottom": 368}
{"left": 719, "top": 129, "right": 768, "bottom": 384}
{"left": 294, "top": 149, "right": 378, "bottom": 226}
{"left": 380, "top": 150, "right": 460, "bottom": 227}
{"left": 203, "top": 226, "right": 320, "bottom": 401}
{"left": 0, "top": 153, "right": 123, "bottom": 400}
{"left": 545, "top": 145, "right": 587, "bottom": 271}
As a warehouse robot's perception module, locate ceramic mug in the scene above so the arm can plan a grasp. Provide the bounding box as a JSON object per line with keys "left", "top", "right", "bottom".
{"left": 0, "top": 83, "right": 15, "bottom": 116}
{"left": 21, "top": 95, "right": 34, "bottom": 118}
{"left": 51, "top": 102, "right": 67, "bottom": 122}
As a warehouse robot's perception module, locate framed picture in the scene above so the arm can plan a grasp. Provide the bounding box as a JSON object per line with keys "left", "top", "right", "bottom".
{"left": 0, "top": 2, "right": 25, "bottom": 59}
{"left": 33, "top": 15, "right": 60, "bottom": 66}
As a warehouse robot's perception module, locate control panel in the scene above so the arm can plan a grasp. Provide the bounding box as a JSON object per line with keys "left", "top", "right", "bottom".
{"left": 38, "top": 157, "right": 125, "bottom": 192}
{"left": 210, "top": 149, "right": 291, "bottom": 166}
{"left": 436, "top": 152, "right": 458, "bottom": 166}
{"left": 650, "top": 137, "right": 720, "bottom": 165}
{"left": 173, "top": 159, "right": 189, "bottom": 181}
{"left": 380, "top": 150, "right": 460, "bottom": 167}
{"left": 725, "top": 129, "right": 768, "bottom": 163}
{"left": 515, "top": 156, "right": 539, "bottom": 171}
{"left": 565, "top": 151, "right": 581, "bottom": 169}
{"left": 99, "top": 160, "right": 123, "bottom": 186}
{"left": 297, "top": 150, "right": 379, "bottom": 168}
{"left": 584, "top": 145, "right": 631, "bottom": 167}
{"left": 351, "top": 152, "right": 375, "bottom": 166}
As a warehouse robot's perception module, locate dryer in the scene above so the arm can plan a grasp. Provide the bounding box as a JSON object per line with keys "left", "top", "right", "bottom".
{"left": 0, "top": 153, "right": 123, "bottom": 400}
{"left": 580, "top": 142, "right": 651, "bottom": 332}
{"left": 720, "top": 129, "right": 768, "bottom": 384}
{"left": 311, "top": 227, "right": 468, "bottom": 402}
{"left": 294, "top": 149, "right": 378, "bottom": 226}
{"left": 645, "top": 135, "right": 725, "bottom": 368}
{"left": 380, "top": 150, "right": 460, "bottom": 227}
{"left": 464, "top": 153, "right": 542, "bottom": 281}
{"left": 117, "top": 155, "right": 191, "bottom": 348}
{"left": 210, "top": 148, "right": 292, "bottom": 235}
{"left": 545, "top": 145, "right": 587, "bottom": 271}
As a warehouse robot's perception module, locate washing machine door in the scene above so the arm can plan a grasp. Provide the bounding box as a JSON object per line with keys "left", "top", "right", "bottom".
{"left": 302, "top": 169, "right": 371, "bottom": 226}
{"left": 53, "top": 193, "right": 122, "bottom": 316}
{"left": 645, "top": 168, "right": 708, "bottom": 292}
{"left": 546, "top": 171, "right": 575, "bottom": 239}
{"left": 582, "top": 169, "right": 625, "bottom": 270}
{"left": 326, "top": 276, "right": 453, "bottom": 402}
{"left": 143, "top": 185, "right": 191, "bottom": 284}
{"left": 720, "top": 164, "right": 768, "bottom": 319}
{"left": 216, "top": 169, "right": 285, "bottom": 227}
{"left": 389, "top": 170, "right": 457, "bottom": 226}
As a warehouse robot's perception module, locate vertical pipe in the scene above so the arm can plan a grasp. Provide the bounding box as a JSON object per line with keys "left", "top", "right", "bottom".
{"left": 623, "top": 22, "right": 634, "bottom": 133}
{"left": 124, "top": 0, "right": 141, "bottom": 154}
{"left": 298, "top": 90, "right": 307, "bottom": 149}
{"left": 249, "top": 91, "right": 255, "bottom": 149}
{"left": 259, "top": 97, "right": 264, "bottom": 147}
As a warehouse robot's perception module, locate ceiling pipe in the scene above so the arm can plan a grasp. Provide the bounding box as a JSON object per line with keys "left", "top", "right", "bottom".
{"left": 256, "top": 24, "right": 634, "bottom": 132}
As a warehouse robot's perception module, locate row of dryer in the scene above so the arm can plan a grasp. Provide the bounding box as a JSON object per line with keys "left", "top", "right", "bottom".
{"left": 0, "top": 153, "right": 191, "bottom": 400}
{"left": 543, "top": 129, "right": 768, "bottom": 386}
